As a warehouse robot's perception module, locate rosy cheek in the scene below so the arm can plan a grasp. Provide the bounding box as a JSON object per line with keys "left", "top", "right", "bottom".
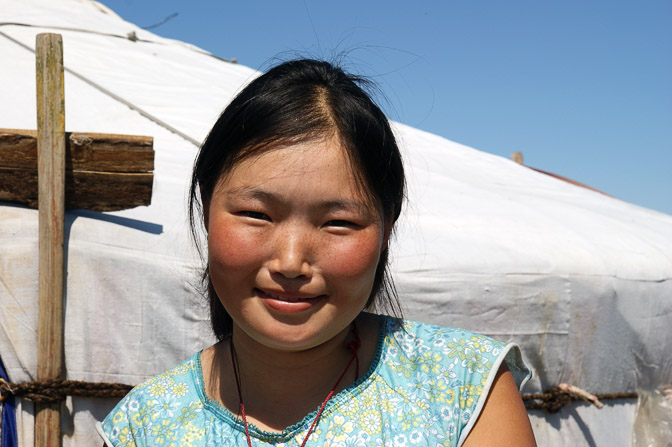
{"left": 321, "top": 231, "right": 382, "bottom": 279}
{"left": 208, "top": 219, "right": 266, "bottom": 270}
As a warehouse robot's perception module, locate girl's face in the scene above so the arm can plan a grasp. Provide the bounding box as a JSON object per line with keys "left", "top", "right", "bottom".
{"left": 206, "top": 137, "right": 386, "bottom": 351}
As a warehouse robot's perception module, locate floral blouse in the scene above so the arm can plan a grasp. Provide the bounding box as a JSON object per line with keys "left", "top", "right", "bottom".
{"left": 99, "top": 316, "right": 531, "bottom": 446}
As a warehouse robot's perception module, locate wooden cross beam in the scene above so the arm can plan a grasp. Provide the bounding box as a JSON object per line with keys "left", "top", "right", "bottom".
{"left": 0, "top": 129, "right": 153, "bottom": 211}
{"left": 0, "top": 33, "right": 154, "bottom": 447}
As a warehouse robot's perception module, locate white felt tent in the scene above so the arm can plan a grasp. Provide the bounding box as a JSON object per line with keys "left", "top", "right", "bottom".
{"left": 1, "top": 0, "right": 671, "bottom": 445}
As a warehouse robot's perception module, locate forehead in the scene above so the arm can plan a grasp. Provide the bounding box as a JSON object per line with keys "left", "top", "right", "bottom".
{"left": 216, "top": 137, "right": 375, "bottom": 204}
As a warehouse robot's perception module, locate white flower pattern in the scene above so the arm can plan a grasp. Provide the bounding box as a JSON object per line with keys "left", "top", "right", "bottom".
{"left": 102, "top": 316, "right": 530, "bottom": 446}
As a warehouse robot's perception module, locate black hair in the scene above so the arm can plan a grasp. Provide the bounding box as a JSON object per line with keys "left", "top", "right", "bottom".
{"left": 189, "top": 59, "right": 405, "bottom": 341}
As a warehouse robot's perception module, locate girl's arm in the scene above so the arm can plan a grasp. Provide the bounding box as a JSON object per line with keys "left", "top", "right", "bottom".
{"left": 463, "top": 364, "right": 537, "bottom": 446}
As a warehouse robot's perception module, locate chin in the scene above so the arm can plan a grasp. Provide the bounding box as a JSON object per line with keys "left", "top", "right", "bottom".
{"left": 248, "top": 320, "right": 347, "bottom": 352}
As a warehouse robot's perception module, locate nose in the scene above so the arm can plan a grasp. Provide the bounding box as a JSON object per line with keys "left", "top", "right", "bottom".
{"left": 267, "top": 225, "right": 313, "bottom": 279}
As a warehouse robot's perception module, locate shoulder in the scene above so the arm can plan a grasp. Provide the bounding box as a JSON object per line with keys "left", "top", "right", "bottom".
{"left": 374, "top": 317, "right": 532, "bottom": 445}
{"left": 100, "top": 353, "right": 205, "bottom": 445}
{"left": 387, "top": 318, "right": 506, "bottom": 350}
{"left": 462, "top": 363, "right": 537, "bottom": 446}
{"left": 121, "top": 354, "right": 199, "bottom": 405}
{"left": 380, "top": 317, "right": 530, "bottom": 389}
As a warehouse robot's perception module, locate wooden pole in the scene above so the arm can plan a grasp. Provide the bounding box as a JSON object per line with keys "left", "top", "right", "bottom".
{"left": 35, "top": 33, "right": 66, "bottom": 447}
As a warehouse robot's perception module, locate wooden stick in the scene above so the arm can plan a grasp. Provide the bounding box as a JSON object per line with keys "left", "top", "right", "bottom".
{"left": 35, "top": 32, "right": 66, "bottom": 447}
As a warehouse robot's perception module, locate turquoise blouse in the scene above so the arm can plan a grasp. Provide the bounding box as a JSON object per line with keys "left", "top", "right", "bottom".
{"left": 99, "top": 316, "right": 531, "bottom": 446}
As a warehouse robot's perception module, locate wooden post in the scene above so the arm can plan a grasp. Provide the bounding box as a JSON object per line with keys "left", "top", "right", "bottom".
{"left": 35, "top": 33, "right": 66, "bottom": 447}
{"left": 0, "top": 32, "right": 154, "bottom": 443}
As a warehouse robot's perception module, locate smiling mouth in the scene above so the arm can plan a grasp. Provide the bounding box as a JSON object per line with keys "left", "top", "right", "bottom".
{"left": 257, "top": 289, "right": 321, "bottom": 302}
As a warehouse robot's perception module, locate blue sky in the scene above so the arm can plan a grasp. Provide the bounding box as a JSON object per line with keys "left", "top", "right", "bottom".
{"left": 100, "top": 0, "right": 671, "bottom": 215}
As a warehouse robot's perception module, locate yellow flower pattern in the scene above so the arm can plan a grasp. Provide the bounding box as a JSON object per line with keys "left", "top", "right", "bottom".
{"left": 102, "top": 316, "right": 530, "bottom": 446}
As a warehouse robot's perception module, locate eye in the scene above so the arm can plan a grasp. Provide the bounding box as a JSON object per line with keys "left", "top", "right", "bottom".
{"left": 324, "top": 219, "right": 358, "bottom": 228}
{"left": 238, "top": 211, "right": 271, "bottom": 221}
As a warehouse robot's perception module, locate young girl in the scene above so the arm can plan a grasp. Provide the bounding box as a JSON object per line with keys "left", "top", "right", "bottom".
{"left": 99, "top": 59, "right": 536, "bottom": 446}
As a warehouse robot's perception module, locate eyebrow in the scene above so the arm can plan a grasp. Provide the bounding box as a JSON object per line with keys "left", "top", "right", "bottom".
{"left": 226, "top": 186, "right": 374, "bottom": 215}
{"left": 226, "top": 186, "right": 277, "bottom": 203}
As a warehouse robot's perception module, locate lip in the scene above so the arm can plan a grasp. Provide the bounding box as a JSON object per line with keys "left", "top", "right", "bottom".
{"left": 256, "top": 288, "right": 326, "bottom": 313}
{"left": 256, "top": 288, "right": 322, "bottom": 301}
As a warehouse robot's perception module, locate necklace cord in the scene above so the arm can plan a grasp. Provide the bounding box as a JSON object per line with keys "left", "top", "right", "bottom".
{"left": 230, "top": 340, "right": 253, "bottom": 447}
{"left": 347, "top": 321, "right": 361, "bottom": 380}
{"left": 229, "top": 322, "right": 361, "bottom": 446}
{"left": 301, "top": 323, "right": 360, "bottom": 447}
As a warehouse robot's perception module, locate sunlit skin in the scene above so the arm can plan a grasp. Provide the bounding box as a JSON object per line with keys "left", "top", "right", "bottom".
{"left": 463, "top": 365, "right": 537, "bottom": 446}
{"left": 205, "top": 137, "right": 386, "bottom": 352}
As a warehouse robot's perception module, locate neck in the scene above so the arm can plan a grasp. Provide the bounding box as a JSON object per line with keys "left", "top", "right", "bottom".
{"left": 232, "top": 321, "right": 354, "bottom": 400}
{"left": 202, "top": 313, "right": 379, "bottom": 432}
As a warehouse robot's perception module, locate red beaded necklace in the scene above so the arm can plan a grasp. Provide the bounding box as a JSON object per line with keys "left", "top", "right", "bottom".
{"left": 229, "top": 323, "right": 361, "bottom": 447}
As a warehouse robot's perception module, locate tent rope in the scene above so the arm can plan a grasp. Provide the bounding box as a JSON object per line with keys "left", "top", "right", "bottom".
{"left": 1, "top": 377, "right": 638, "bottom": 411}
{"left": 0, "top": 28, "right": 201, "bottom": 147}
{"left": 522, "top": 383, "right": 637, "bottom": 413}
{"left": 0, "top": 378, "right": 132, "bottom": 404}
{"left": 0, "top": 22, "right": 235, "bottom": 63}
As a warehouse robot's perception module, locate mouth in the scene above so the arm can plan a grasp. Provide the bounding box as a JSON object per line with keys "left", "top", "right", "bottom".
{"left": 263, "top": 291, "right": 313, "bottom": 302}
{"left": 255, "top": 288, "right": 326, "bottom": 313}
{"left": 255, "top": 289, "right": 324, "bottom": 303}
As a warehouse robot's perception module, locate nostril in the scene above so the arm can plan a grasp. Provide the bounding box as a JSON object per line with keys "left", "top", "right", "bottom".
{"left": 268, "top": 229, "right": 314, "bottom": 278}
{"left": 268, "top": 257, "right": 312, "bottom": 279}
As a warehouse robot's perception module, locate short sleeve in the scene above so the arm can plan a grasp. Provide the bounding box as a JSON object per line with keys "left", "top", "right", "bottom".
{"left": 452, "top": 335, "right": 531, "bottom": 446}
{"left": 380, "top": 319, "right": 531, "bottom": 447}
{"left": 98, "top": 354, "right": 203, "bottom": 446}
